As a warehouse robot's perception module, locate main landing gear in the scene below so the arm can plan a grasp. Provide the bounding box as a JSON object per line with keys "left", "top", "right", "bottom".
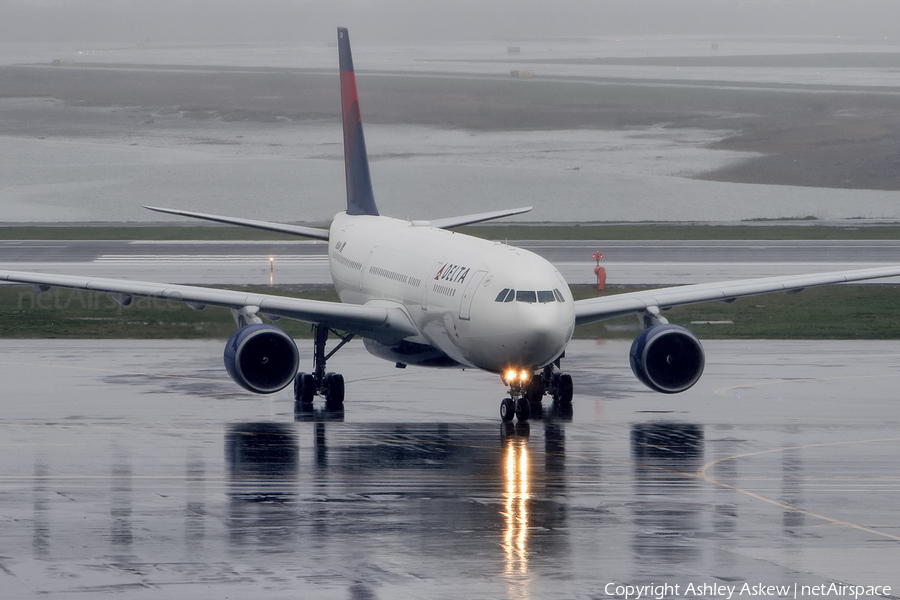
{"left": 294, "top": 325, "right": 354, "bottom": 412}
{"left": 499, "top": 359, "right": 574, "bottom": 423}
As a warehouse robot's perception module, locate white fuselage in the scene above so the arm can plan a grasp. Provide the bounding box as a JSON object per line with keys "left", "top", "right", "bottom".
{"left": 328, "top": 212, "right": 575, "bottom": 373}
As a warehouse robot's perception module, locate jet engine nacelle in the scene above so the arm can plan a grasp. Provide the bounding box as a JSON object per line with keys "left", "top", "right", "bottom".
{"left": 224, "top": 324, "right": 300, "bottom": 394}
{"left": 629, "top": 324, "right": 705, "bottom": 394}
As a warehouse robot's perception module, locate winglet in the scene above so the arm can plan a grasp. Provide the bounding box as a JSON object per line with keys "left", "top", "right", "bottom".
{"left": 338, "top": 27, "right": 379, "bottom": 217}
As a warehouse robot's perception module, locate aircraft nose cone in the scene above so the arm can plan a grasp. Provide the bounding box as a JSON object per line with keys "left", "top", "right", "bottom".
{"left": 461, "top": 290, "right": 575, "bottom": 373}
{"left": 501, "top": 303, "right": 572, "bottom": 368}
{"left": 522, "top": 316, "right": 566, "bottom": 359}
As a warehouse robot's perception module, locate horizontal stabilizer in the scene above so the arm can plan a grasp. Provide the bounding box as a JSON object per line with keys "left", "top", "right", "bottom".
{"left": 144, "top": 206, "right": 330, "bottom": 241}
{"left": 429, "top": 206, "right": 532, "bottom": 229}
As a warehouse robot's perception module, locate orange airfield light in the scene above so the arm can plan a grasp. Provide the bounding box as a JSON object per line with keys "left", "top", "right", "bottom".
{"left": 593, "top": 250, "right": 606, "bottom": 295}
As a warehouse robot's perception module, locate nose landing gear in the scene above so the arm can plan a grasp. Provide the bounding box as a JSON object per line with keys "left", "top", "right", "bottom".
{"left": 499, "top": 360, "right": 573, "bottom": 422}
{"left": 499, "top": 395, "right": 532, "bottom": 423}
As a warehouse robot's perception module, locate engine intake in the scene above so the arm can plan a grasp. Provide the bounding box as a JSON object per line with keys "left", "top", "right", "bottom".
{"left": 629, "top": 324, "right": 705, "bottom": 394}
{"left": 224, "top": 324, "right": 300, "bottom": 394}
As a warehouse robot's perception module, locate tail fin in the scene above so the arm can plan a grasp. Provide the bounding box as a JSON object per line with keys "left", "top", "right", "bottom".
{"left": 338, "top": 27, "right": 379, "bottom": 217}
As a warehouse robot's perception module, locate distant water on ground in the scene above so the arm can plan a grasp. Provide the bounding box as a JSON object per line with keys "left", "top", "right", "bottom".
{"left": 5, "top": 35, "right": 900, "bottom": 76}
{"left": 3, "top": 36, "right": 900, "bottom": 224}
{"left": 2, "top": 130, "right": 899, "bottom": 224}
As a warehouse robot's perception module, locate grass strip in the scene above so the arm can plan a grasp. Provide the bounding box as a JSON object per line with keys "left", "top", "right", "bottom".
{"left": 572, "top": 284, "right": 900, "bottom": 339}
{"left": 456, "top": 223, "right": 900, "bottom": 241}
{"left": 0, "top": 225, "right": 307, "bottom": 241}
{"left": 1, "top": 283, "right": 897, "bottom": 340}
{"left": 0, "top": 284, "right": 336, "bottom": 339}
{"left": 1, "top": 222, "right": 900, "bottom": 241}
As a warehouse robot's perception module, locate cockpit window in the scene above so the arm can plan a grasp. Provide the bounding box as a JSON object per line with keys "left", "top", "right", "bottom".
{"left": 515, "top": 290, "right": 537, "bottom": 303}
{"left": 495, "top": 289, "right": 516, "bottom": 302}
{"left": 498, "top": 289, "right": 561, "bottom": 304}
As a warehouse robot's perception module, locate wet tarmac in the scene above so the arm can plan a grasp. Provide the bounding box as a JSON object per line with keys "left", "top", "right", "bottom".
{"left": 1, "top": 339, "right": 899, "bottom": 598}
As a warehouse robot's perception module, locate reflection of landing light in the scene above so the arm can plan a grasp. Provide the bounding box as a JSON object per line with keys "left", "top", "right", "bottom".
{"left": 503, "top": 439, "right": 530, "bottom": 577}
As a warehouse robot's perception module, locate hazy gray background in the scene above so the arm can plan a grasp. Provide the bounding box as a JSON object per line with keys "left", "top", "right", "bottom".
{"left": 3, "top": 0, "right": 900, "bottom": 44}
{"left": 4, "top": 1, "right": 900, "bottom": 223}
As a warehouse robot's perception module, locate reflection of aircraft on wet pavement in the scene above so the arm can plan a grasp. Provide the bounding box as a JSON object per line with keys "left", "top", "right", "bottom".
{"left": 4, "top": 29, "right": 900, "bottom": 422}
{"left": 224, "top": 421, "right": 569, "bottom": 569}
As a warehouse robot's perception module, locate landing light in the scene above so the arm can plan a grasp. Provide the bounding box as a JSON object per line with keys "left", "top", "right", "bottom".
{"left": 504, "top": 369, "right": 531, "bottom": 384}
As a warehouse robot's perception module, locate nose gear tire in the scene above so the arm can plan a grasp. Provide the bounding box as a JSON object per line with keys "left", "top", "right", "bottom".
{"left": 500, "top": 398, "right": 515, "bottom": 422}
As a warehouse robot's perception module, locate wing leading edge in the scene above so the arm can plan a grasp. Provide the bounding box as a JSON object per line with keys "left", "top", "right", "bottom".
{"left": 0, "top": 270, "right": 418, "bottom": 342}
{"left": 574, "top": 266, "right": 900, "bottom": 326}
{"left": 9, "top": 264, "right": 899, "bottom": 335}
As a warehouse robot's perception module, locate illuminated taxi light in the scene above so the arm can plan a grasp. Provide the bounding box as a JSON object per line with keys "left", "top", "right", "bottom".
{"left": 504, "top": 369, "right": 531, "bottom": 384}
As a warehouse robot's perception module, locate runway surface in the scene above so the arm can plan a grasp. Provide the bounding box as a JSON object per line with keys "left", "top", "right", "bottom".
{"left": 3, "top": 239, "right": 900, "bottom": 285}
{"left": 1, "top": 338, "right": 898, "bottom": 598}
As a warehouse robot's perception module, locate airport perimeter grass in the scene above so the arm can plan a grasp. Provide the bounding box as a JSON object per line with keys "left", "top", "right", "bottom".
{"left": 571, "top": 284, "right": 900, "bottom": 340}
{"left": 0, "top": 284, "right": 335, "bottom": 340}
{"left": 1, "top": 283, "right": 898, "bottom": 340}
{"left": 3, "top": 222, "right": 900, "bottom": 241}
{"left": 1, "top": 224, "right": 898, "bottom": 339}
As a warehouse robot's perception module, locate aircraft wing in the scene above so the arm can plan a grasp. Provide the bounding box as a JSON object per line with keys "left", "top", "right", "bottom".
{"left": 574, "top": 266, "right": 900, "bottom": 326}
{"left": 0, "top": 270, "right": 418, "bottom": 342}
{"left": 144, "top": 206, "right": 331, "bottom": 241}
{"left": 429, "top": 206, "right": 533, "bottom": 229}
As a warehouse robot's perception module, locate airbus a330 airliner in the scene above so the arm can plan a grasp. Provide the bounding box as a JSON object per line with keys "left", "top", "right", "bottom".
{"left": 4, "top": 28, "right": 900, "bottom": 422}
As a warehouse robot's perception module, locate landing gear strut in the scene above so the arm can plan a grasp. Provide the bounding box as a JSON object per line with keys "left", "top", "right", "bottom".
{"left": 499, "top": 358, "right": 573, "bottom": 422}
{"left": 294, "top": 325, "right": 354, "bottom": 411}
